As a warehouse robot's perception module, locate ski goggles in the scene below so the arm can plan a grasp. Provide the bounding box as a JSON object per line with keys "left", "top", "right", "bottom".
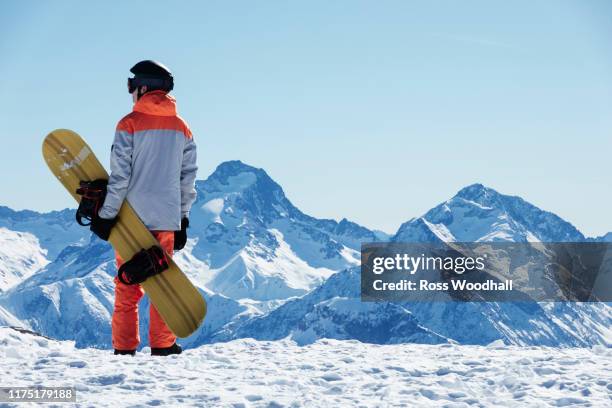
{"left": 127, "top": 77, "right": 174, "bottom": 94}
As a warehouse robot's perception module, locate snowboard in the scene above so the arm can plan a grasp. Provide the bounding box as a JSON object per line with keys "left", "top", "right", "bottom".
{"left": 42, "top": 129, "right": 206, "bottom": 338}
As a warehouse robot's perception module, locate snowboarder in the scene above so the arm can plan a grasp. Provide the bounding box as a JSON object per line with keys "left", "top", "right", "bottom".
{"left": 90, "top": 60, "right": 198, "bottom": 356}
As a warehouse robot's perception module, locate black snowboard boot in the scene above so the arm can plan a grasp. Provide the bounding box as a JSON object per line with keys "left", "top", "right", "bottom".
{"left": 114, "top": 349, "right": 136, "bottom": 356}
{"left": 151, "top": 343, "right": 182, "bottom": 356}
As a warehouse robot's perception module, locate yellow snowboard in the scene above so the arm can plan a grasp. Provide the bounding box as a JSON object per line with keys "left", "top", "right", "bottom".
{"left": 42, "top": 129, "right": 206, "bottom": 338}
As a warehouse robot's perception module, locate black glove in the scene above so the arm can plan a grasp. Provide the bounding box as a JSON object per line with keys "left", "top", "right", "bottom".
{"left": 174, "top": 217, "right": 189, "bottom": 251}
{"left": 91, "top": 215, "right": 118, "bottom": 241}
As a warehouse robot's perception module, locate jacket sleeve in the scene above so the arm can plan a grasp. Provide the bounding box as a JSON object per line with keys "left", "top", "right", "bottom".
{"left": 98, "top": 129, "right": 134, "bottom": 219}
{"left": 180, "top": 136, "right": 198, "bottom": 218}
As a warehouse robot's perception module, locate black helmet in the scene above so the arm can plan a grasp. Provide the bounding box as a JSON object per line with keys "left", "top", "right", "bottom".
{"left": 127, "top": 60, "right": 174, "bottom": 94}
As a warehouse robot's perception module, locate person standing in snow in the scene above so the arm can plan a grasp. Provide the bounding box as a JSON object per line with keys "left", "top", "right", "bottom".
{"left": 90, "top": 60, "right": 198, "bottom": 356}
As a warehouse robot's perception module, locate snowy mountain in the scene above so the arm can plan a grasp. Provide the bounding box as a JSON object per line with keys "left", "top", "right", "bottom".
{"left": 228, "top": 184, "right": 610, "bottom": 347}
{"left": 0, "top": 206, "right": 90, "bottom": 292}
{"left": 187, "top": 161, "right": 377, "bottom": 300}
{"left": 231, "top": 267, "right": 448, "bottom": 345}
{"left": 231, "top": 266, "right": 611, "bottom": 347}
{"left": 0, "top": 234, "right": 255, "bottom": 348}
{"left": 0, "top": 161, "right": 380, "bottom": 347}
{"left": 0, "top": 165, "right": 609, "bottom": 349}
{"left": 394, "top": 183, "right": 584, "bottom": 243}
{"left": 0, "top": 236, "right": 116, "bottom": 347}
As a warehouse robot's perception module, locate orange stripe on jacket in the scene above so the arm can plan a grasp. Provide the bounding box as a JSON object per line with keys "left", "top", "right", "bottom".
{"left": 116, "top": 91, "right": 193, "bottom": 138}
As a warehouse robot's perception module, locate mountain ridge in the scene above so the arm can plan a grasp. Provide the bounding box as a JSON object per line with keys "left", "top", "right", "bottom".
{"left": 394, "top": 183, "right": 585, "bottom": 243}
{"left": 0, "top": 162, "right": 610, "bottom": 348}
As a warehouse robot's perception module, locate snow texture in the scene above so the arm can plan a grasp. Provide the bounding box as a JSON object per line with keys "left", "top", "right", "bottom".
{"left": 0, "top": 327, "right": 610, "bottom": 407}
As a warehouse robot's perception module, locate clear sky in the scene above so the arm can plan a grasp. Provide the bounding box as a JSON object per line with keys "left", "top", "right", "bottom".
{"left": 0, "top": 0, "right": 611, "bottom": 237}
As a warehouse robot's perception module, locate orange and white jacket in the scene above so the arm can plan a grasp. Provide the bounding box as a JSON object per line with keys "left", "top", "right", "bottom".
{"left": 99, "top": 91, "right": 198, "bottom": 231}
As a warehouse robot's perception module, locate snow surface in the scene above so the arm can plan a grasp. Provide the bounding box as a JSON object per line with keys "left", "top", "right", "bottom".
{"left": 1, "top": 327, "right": 610, "bottom": 407}
{"left": 201, "top": 198, "right": 225, "bottom": 224}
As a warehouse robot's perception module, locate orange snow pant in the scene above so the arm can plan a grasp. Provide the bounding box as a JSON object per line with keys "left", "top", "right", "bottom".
{"left": 112, "top": 231, "right": 176, "bottom": 351}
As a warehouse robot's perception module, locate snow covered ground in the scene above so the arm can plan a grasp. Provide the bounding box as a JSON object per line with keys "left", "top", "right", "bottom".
{"left": 1, "top": 327, "right": 610, "bottom": 407}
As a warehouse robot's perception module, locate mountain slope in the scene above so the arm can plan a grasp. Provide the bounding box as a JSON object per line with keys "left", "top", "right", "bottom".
{"left": 232, "top": 267, "right": 448, "bottom": 345}
{"left": 232, "top": 265, "right": 610, "bottom": 347}
{"left": 188, "top": 161, "right": 377, "bottom": 300}
{"left": 0, "top": 206, "right": 90, "bottom": 292}
{"left": 0, "top": 228, "right": 49, "bottom": 292}
{"left": 0, "top": 237, "right": 116, "bottom": 347}
{"left": 0, "top": 206, "right": 90, "bottom": 259}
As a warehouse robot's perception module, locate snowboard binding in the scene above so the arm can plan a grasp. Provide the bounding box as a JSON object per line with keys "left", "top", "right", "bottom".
{"left": 75, "top": 179, "right": 108, "bottom": 226}
{"left": 118, "top": 246, "right": 169, "bottom": 285}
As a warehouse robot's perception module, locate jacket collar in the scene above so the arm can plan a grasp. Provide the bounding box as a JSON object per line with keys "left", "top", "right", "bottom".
{"left": 133, "top": 91, "right": 177, "bottom": 116}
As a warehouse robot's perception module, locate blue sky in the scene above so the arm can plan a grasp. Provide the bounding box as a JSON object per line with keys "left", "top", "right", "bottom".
{"left": 0, "top": 1, "right": 611, "bottom": 236}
